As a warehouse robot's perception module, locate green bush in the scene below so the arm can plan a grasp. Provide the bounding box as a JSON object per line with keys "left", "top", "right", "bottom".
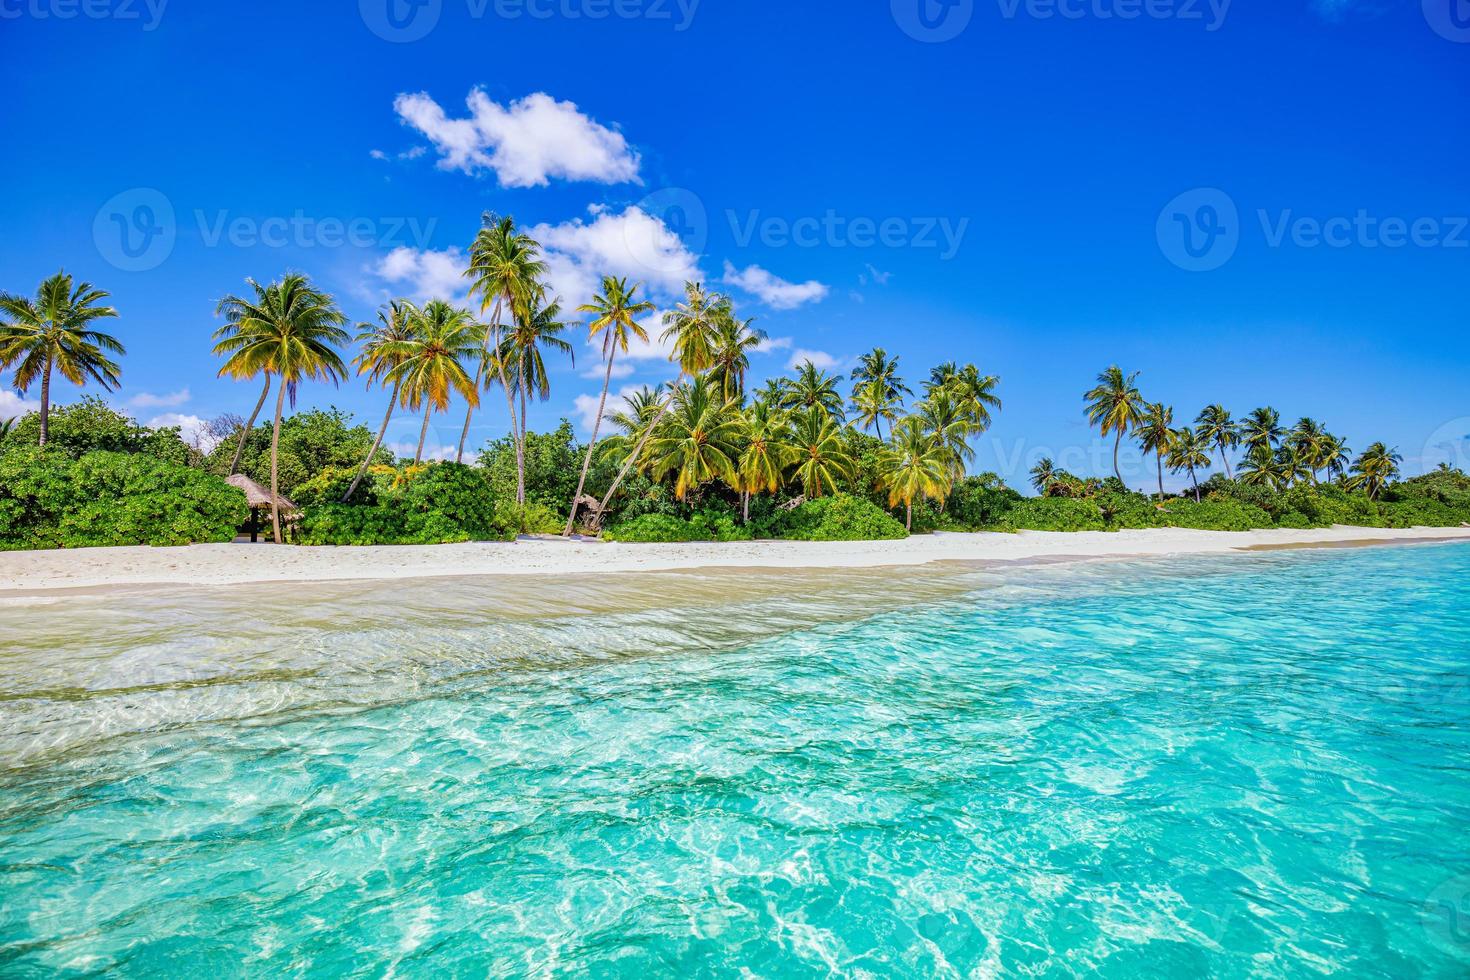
{"left": 2, "top": 397, "right": 193, "bottom": 465}
{"left": 0, "top": 446, "right": 247, "bottom": 549}
{"left": 989, "top": 496, "right": 1106, "bottom": 532}
{"left": 603, "top": 509, "right": 753, "bottom": 543}
{"left": 763, "top": 494, "right": 908, "bottom": 541}
{"left": 206, "top": 408, "right": 388, "bottom": 498}
{"left": 479, "top": 421, "right": 584, "bottom": 513}
{"left": 496, "top": 501, "right": 566, "bottom": 535}
{"left": 1155, "top": 499, "right": 1273, "bottom": 531}
{"left": 297, "top": 462, "right": 510, "bottom": 545}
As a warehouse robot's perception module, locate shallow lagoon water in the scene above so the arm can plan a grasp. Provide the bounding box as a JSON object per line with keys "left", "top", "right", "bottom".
{"left": 1, "top": 544, "right": 1468, "bottom": 976}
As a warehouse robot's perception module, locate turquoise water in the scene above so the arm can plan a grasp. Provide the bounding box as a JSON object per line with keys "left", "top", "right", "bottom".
{"left": 2, "top": 543, "right": 1469, "bottom": 976}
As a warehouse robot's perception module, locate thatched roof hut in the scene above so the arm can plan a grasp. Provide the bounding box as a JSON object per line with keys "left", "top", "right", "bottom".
{"left": 226, "top": 474, "right": 298, "bottom": 513}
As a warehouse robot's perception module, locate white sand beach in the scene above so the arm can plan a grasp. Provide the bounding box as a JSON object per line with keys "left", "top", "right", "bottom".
{"left": 2, "top": 525, "right": 1468, "bottom": 594}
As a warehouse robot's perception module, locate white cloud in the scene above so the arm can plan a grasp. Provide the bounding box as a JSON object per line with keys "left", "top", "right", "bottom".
{"left": 581, "top": 360, "right": 635, "bottom": 381}
{"left": 369, "top": 149, "right": 388, "bottom": 161}
{"left": 755, "top": 335, "right": 793, "bottom": 354}
{"left": 372, "top": 246, "right": 469, "bottom": 304}
{"left": 788, "top": 349, "right": 841, "bottom": 372}
{"left": 386, "top": 439, "right": 464, "bottom": 463}
{"left": 129, "top": 388, "right": 190, "bottom": 409}
{"left": 722, "top": 261, "right": 829, "bottom": 310}
{"left": 394, "top": 89, "right": 641, "bottom": 188}
{"left": 573, "top": 384, "right": 643, "bottom": 434}
{"left": 0, "top": 391, "right": 39, "bottom": 421}
{"left": 147, "top": 413, "right": 221, "bottom": 453}
{"left": 531, "top": 205, "right": 701, "bottom": 311}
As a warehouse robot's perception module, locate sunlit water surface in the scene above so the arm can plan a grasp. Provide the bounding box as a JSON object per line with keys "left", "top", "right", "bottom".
{"left": 2, "top": 544, "right": 1469, "bottom": 976}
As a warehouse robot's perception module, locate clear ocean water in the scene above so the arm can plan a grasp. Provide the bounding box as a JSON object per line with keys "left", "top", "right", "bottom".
{"left": 2, "top": 542, "right": 1468, "bottom": 977}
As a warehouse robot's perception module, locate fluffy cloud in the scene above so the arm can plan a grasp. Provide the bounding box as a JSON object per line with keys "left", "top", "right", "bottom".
{"left": 755, "top": 335, "right": 793, "bottom": 354}
{"left": 129, "top": 388, "right": 190, "bottom": 409}
{"left": 0, "top": 391, "right": 39, "bottom": 421}
{"left": 573, "top": 384, "right": 646, "bottom": 434}
{"left": 147, "top": 413, "right": 221, "bottom": 453}
{"left": 394, "top": 90, "right": 641, "bottom": 188}
{"left": 531, "top": 206, "right": 702, "bottom": 311}
{"left": 372, "top": 246, "right": 469, "bottom": 303}
{"left": 722, "top": 262, "right": 829, "bottom": 310}
{"left": 787, "top": 348, "right": 841, "bottom": 372}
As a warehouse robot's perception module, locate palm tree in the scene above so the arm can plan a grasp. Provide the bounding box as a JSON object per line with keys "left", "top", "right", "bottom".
{"left": 212, "top": 274, "right": 349, "bottom": 542}
{"left": 781, "top": 360, "right": 847, "bottom": 420}
{"left": 387, "top": 300, "right": 482, "bottom": 465}
{"left": 735, "top": 400, "right": 795, "bottom": 522}
{"left": 342, "top": 300, "right": 419, "bottom": 502}
{"left": 917, "top": 388, "right": 974, "bottom": 481}
{"left": 1351, "top": 442, "right": 1402, "bottom": 500}
{"left": 500, "top": 293, "right": 574, "bottom": 504}
{"left": 596, "top": 385, "right": 664, "bottom": 471}
{"left": 1277, "top": 444, "right": 1312, "bottom": 489}
{"left": 1194, "top": 404, "right": 1238, "bottom": 479}
{"left": 1136, "top": 401, "right": 1176, "bottom": 502}
{"left": 1029, "top": 456, "right": 1057, "bottom": 495}
{"left": 1083, "top": 366, "right": 1145, "bottom": 484}
{"left": 463, "top": 214, "right": 546, "bottom": 463}
{"left": 1166, "top": 427, "right": 1212, "bottom": 502}
{"left": 565, "top": 277, "right": 656, "bottom": 534}
{"left": 880, "top": 419, "right": 952, "bottom": 530}
{"left": 646, "top": 376, "right": 743, "bottom": 500}
{"left": 849, "top": 348, "right": 911, "bottom": 439}
{"left": 1288, "top": 417, "right": 1327, "bottom": 484}
{"left": 1242, "top": 407, "right": 1284, "bottom": 458}
{"left": 0, "top": 271, "right": 124, "bottom": 447}
{"left": 213, "top": 298, "right": 276, "bottom": 477}
{"left": 1320, "top": 433, "right": 1352, "bottom": 482}
{"left": 789, "top": 405, "right": 854, "bottom": 498}
{"left": 592, "top": 282, "right": 727, "bottom": 521}
{"left": 943, "top": 363, "right": 1002, "bottom": 432}
{"left": 1238, "top": 445, "right": 1288, "bottom": 491}
{"left": 706, "top": 309, "right": 766, "bottom": 404}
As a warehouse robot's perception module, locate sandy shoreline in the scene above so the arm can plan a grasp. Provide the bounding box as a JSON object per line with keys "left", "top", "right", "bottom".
{"left": 2, "top": 525, "right": 1468, "bottom": 594}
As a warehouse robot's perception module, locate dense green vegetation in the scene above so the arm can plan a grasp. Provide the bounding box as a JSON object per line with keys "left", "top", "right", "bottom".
{"left": 1, "top": 257, "right": 1466, "bottom": 552}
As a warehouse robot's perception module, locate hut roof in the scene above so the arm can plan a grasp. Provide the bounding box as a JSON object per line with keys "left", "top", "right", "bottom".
{"left": 226, "top": 474, "right": 299, "bottom": 512}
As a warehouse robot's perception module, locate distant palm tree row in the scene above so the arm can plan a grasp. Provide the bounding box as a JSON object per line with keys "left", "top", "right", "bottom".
{"left": 1076, "top": 366, "right": 1402, "bottom": 503}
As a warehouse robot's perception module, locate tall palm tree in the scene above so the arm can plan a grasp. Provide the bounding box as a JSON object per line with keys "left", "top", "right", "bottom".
{"left": 706, "top": 309, "right": 766, "bottom": 403}
{"left": 565, "top": 277, "right": 655, "bottom": 534}
{"left": 387, "top": 300, "right": 481, "bottom": 465}
{"left": 735, "top": 400, "right": 795, "bottom": 522}
{"left": 463, "top": 214, "right": 546, "bottom": 463}
{"left": 342, "top": 300, "right": 419, "bottom": 502}
{"left": 917, "top": 388, "right": 974, "bottom": 481}
{"left": 595, "top": 384, "right": 664, "bottom": 471}
{"left": 849, "top": 347, "right": 911, "bottom": 439}
{"left": 593, "top": 281, "right": 726, "bottom": 522}
{"left": 646, "top": 375, "right": 743, "bottom": 500}
{"left": 500, "top": 293, "right": 574, "bottom": 504}
{"left": 1166, "top": 427, "right": 1212, "bottom": 502}
{"left": 944, "top": 364, "right": 1002, "bottom": 433}
{"left": 1194, "top": 404, "right": 1238, "bottom": 479}
{"left": 1351, "top": 442, "right": 1402, "bottom": 500}
{"left": 880, "top": 419, "right": 952, "bottom": 530}
{"left": 789, "top": 405, "right": 854, "bottom": 498}
{"left": 1277, "top": 443, "right": 1312, "bottom": 489}
{"left": 1136, "top": 401, "right": 1176, "bottom": 502}
{"left": 1320, "top": 433, "right": 1352, "bottom": 482}
{"left": 781, "top": 360, "right": 847, "bottom": 420}
{"left": 1238, "top": 445, "right": 1288, "bottom": 491}
{"left": 0, "top": 271, "right": 124, "bottom": 447}
{"left": 1242, "top": 407, "right": 1284, "bottom": 458}
{"left": 1083, "top": 366, "right": 1145, "bottom": 484}
{"left": 213, "top": 274, "right": 348, "bottom": 542}
{"left": 213, "top": 296, "right": 276, "bottom": 476}
{"left": 1288, "top": 417, "right": 1327, "bottom": 484}
{"left": 1029, "top": 456, "right": 1057, "bottom": 495}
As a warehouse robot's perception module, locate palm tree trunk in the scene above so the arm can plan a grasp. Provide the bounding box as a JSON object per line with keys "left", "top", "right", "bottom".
{"left": 458, "top": 297, "right": 503, "bottom": 462}
{"left": 415, "top": 405, "right": 431, "bottom": 465}
{"left": 343, "top": 381, "right": 397, "bottom": 503}
{"left": 230, "top": 374, "right": 271, "bottom": 475}
{"left": 742, "top": 490, "right": 749, "bottom": 523}
{"left": 37, "top": 361, "right": 52, "bottom": 448}
{"left": 516, "top": 357, "right": 528, "bottom": 506}
{"left": 594, "top": 375, "right": 683, "bottom": 523}
{"left": 1190, "top": 467, "right": 1200, "bottom": 503}
{"left": 565, "top": 351, "right": 617, "bottom": 536}
{"left": 1219, "top": 444, "right": 1233, "bottom": 480}
{"left": 1156, "top": 455, "right": 1165, "bottom": 502}
{"left": 906, "top": 500, "right": 913, "bottom": 531}
{"left": 1112, "top": 431, "right": 1122, "bottom": 484}
{"left": 269, "top": 382, "right": 287, "bottom": 545}
{"left": 876, "top": 417, "right": 885, "bottom": 442}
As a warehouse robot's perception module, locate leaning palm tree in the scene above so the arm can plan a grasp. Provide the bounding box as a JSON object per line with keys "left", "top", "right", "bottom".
{"left": 387, "top": 300, "right": 481, "bottom": 464}
{"left": 595, "top": 385, "right": 664, "bottom": 471}
{"left": 1241, "top": 407, "right": 1284, "bottom": 458}
{"left": 213, "top": 274, "right": 349, "bottom": 542}
{"left": 211, "top": 304, "right": 275, "bottom": 477}
{"left": 1288, "top": 417, "right": 1327, "bottom": 484}
{"left": 944, "top": 364, "right": 1002, "bottom": 433}
{"left": 706, "top": 308, "right": 766, "bottom": 404}
{"left": 341, "top": 300, "right": 420, "bottom": 502}
{"left": 735, "top": 400, "right": 795, "bottom": 522}
{"left": 1083, "top": 366, "right": 1145, "bottom": 484}
{"left": 1351, "top": 442, "right": 1402, "bottom": 500}
{"left": 1194, "top": 404, "right": 1238, "bottom": 479}
{"left": 1136, "top": 402, "right": 1176, "bottom": 502}
{"left": 462, "top": 214, "right": 546, "bottom": 463}
{"left": 917, "top": 388, "right": 975, "bottom": 482}
{"left": 565, "top": 276, "right": 655, "bottom": 534}
{"left": 1238, "top": 444, "right": 1288, "bottom": 491}
{"left": 789, "top": 405, "right": 854, "bottom": 498}
{"left": 1320, "top": 433, "right": 1352, "bottom": 482}
{"left": 880, "top": 419, "right": 952, "bottom": 531}
{"left": 1166, "top": 427, "right": 1212, "bottom": 502}
{"left": 849, "top": 348, "right": 911, "bottom": 439}
{"left": 500, "top": 293, "right": 574, "bottom": 504}
{"left": 781, "top": 360, "right": 847, "bottom": 420}
{"left": 0, "top": 271, "right": 124, "bottom": 447}
{"left": 851, "top": 380, "right": 900, "bottom": 441}
{"left": 646, "top": 376, "right": 743, "bottom": 500}
{"left": 1029, "top": 457, "right": 1057, "bottom": 495}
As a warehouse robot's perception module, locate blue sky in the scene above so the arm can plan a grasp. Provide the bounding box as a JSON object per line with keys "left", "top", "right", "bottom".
{"left": 2, "top": 0, "right": 1466, "bottom": 488}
